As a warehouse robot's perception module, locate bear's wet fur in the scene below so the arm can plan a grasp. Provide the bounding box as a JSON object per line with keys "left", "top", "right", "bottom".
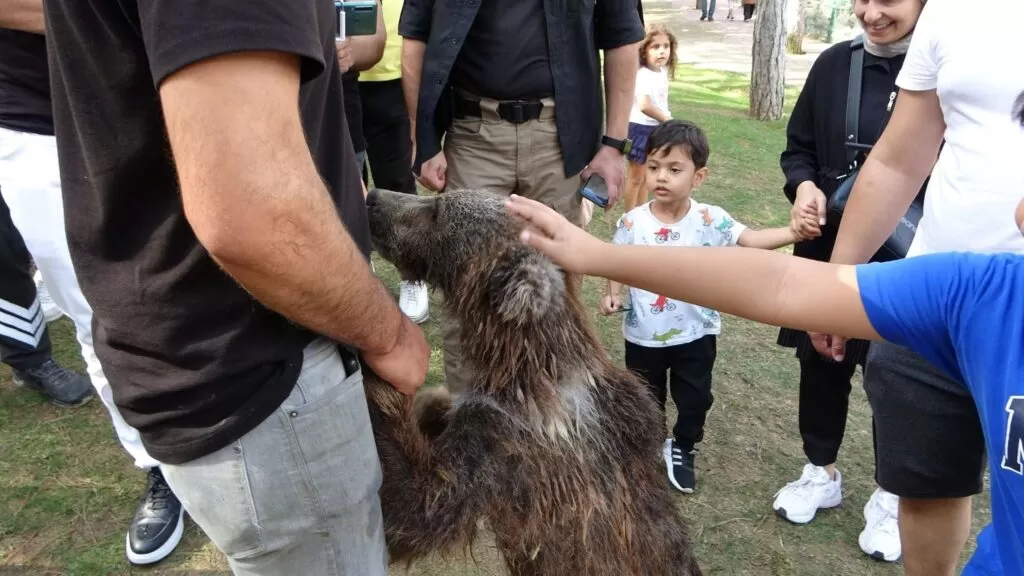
{"left": 363, "top": 188, "right": 702, "bottom": 576}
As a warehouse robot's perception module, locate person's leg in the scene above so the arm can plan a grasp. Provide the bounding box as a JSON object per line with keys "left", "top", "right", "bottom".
{"left": 863, "top": 341, "right": 985, "bottom": 570}
{"left": 623, "top": 161, "right": 647, "bottom": 213}
{"left": 441, "top": 98, "right": 517, "bottom": 394}
{"left": 360, "top": 79, "right": 430, "bottom": 322}
{"left": 624, "top": 340, "right": 669, "bottom": 416}
{"left": 515, "top": 97, "right": 584, "bottom": 227}
{"left": 361, "top": 79, "right": 417, "bottom": 195}
{"left": 772, "top": 350, "right": 850, "bottom": 524}
{"left": 0, "top": 127, "right": 182, "bottom": 563}
{"left": 700, "top": 0, "right": 709, "bottom": 19}
{"left": 799, "top": 351, "right": 855, "bottom": 473}
{"left": 161, "top": 340, "right": 387, "bottom": 576}
{"left": 666, "top": 335, "right": 716, "bottom": 493}
{"left": 899, "top": 497, "right": 972, "bottom": 576}
{"left": 707, "top": 0, "right": 717, "bottom": 19}
{"left": 0, "top": 155, "right": 91, "bottom": 406}
{"left": 625, "top": 339, "right": 673, "bottom": 484}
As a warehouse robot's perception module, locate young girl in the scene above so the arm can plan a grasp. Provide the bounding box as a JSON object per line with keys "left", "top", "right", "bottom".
{"left": 623, "top": 24, "right": 677, "bottom": 214}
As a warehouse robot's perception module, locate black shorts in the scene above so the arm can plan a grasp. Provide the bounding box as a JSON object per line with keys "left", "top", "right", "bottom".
{"left": 864, "top": 341, "right": 986, "bottom": 499}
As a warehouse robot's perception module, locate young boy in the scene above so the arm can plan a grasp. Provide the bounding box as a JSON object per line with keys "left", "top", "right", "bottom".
{"left": 604, "top": 120, "right": 820, "bottom": 493}
{"left": 505, "top": 97, "right": 1024, "bottom": 571}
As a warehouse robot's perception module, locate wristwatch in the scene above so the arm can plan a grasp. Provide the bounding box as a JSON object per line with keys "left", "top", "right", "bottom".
{"left": 601, "top": 135, "right": 633, "bottom": 156}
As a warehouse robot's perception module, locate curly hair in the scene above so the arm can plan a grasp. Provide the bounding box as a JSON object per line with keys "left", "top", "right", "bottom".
{"left": 638, "top": 24, "right": 678, "bottom": 80}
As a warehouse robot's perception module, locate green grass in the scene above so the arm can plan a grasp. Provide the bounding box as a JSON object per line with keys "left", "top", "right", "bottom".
{"left": 0, "top": 64, "right": 990, "bottom": 575}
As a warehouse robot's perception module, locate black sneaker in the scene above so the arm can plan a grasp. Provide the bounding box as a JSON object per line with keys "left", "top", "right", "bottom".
{"left": 664, "top": 439, "right": 696, "bottom": 493}
{"left": 126, "top": 468, "right": 185, "bottom": 566}
{"left": 12, "top": 358, "right": 93, "bottom": 407}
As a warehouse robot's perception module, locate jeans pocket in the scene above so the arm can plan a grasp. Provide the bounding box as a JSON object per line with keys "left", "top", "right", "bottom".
{"left": 281, "top": 341, "right": 354, "bottom": 419}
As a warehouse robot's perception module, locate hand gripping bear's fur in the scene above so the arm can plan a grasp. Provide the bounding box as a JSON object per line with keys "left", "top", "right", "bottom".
{"left": 363, "top": 188, "right": 703, "bottom": 576}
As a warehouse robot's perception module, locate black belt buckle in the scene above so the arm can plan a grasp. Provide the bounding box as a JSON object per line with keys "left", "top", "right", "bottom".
{"left": 498, "top": 100, "right": 542, "bottom": 124}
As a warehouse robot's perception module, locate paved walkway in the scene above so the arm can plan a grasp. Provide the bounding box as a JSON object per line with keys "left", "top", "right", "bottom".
{"left": 643, "top": 0, "right": 842, "bottom": 87}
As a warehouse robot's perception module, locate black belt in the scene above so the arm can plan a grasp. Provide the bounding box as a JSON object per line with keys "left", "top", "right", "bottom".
{"left": 453, "top": 96, "right": 544, "bottom": 124}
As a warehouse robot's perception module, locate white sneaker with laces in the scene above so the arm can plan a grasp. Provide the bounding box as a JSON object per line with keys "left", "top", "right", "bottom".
{"left": 859, "top": 488, "right": 901, "bottom": 562}
{"left": 34, "top": 270, "right": 64, "bottom": 323}
{"left": 399, "top": 281, "right": 429, "bottom": 324}
{"left": 772, "top": 464, "right": 843, "bottom": 524}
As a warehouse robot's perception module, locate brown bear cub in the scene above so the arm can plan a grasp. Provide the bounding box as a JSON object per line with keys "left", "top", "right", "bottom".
{"left": 363, "top": 188, "right": 703, "bottom": 576}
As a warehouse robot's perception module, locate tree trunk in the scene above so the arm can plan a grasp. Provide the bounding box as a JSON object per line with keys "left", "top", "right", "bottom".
{"left": 750, "top": 0, "right": 787, "bottom": 121}
{"left": 786, "top": 0, "right": 807, "bottom": 54}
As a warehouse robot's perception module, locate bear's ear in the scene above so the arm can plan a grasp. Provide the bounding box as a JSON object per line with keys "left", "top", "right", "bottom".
{"left": 488, "top": 248, "right": 566, "bottom": 325}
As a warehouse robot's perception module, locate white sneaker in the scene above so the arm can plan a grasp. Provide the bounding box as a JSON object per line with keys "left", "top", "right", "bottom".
{"left": 399, "top": 281, "right": 429, "bottom": 324}
{"left": 859, "top": 488, "right": 901, "bottom": 562}
{"left": 34, "top": 270, "right": 64, "bottom": 323}
{"left": 772, "top": 464, "right": 843, "bottom": 524}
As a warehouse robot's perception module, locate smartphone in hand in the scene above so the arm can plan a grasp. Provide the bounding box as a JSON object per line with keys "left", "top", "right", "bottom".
{"left": 578, "top": 173, "right": 609, "bottom": 208}
{"left": 335, "top": 1, "right": 378, "bottom": 39}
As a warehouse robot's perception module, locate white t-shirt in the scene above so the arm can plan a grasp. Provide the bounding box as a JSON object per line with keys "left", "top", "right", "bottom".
{"left": 612, "top": 201, "right": 747, "bottom": 347}
{"left": 896, "top": 0, "right": 1024, "bottom": 257}
{"left": 629, "top": 66, "right": 671, "bottom": 126}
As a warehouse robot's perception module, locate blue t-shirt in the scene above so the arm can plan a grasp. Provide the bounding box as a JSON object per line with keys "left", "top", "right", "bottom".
{"left": 857, "top": 252, "right": 1024, "bottom": 576}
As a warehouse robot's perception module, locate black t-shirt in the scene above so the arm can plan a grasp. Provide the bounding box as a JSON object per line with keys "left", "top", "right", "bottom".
{"left": 450, "top": 0, "right": 555, "bottom": 100}
{"left": 342, "top": 70, "right": 366, "bottom": 153}
{"left": 0, "top": 30, "right": 54, "bottom": 136}
{"left": 42, "top": 0, "right": 371, "bottom": 465}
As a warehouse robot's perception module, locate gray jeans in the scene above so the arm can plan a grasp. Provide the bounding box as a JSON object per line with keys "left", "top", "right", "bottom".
{"left": 161, "top": 338, "right": 387, "bottom": 576}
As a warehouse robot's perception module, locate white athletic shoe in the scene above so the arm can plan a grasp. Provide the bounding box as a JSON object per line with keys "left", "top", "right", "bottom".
{"left": 772, "top": 464, "right": 843, "bottom": 524}
{"left": 34, "top": 270, "right": 64, "bottom": 323}
{"left": 399, "top": 281, "right": 429, "bottom": 324}
{"left": 859, "top": 488, "right": 901, "bottom": 562}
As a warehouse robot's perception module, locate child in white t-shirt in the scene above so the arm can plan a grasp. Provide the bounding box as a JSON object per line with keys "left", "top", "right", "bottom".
{"left": 623, "top": 24, "right": 677, "bottom": 213}
{"left": 604, "top": 120, "right": 819, "bottom": 494}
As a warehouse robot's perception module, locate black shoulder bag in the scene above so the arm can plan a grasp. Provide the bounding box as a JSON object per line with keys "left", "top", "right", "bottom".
{"left": 825, "top": 36, "right": 925, "bottom": 263}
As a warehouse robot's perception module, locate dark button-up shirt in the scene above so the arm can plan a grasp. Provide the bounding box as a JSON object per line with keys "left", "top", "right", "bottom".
{"left": 399, "top": 0, "right": 645, "bottom": 178}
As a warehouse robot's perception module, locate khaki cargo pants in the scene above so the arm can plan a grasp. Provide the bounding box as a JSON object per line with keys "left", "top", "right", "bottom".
{"left": 441, "top": 94, "right": 588, "bottom": 394}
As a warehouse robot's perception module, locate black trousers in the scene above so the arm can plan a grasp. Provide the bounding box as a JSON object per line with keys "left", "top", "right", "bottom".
{"left": 359, "top": 79, "right": 417, "bottom": 196}
{"left": 625, "top": 335, "right": 717, "bottom": 451}
{"left": 0, "top": 190, "right": 51, "bottom": 370}
{"left": 743, "top": 3, "right": 755, "bottom": 20}
{"left": 798, "top": 351, "right": 857, "bottom": 466}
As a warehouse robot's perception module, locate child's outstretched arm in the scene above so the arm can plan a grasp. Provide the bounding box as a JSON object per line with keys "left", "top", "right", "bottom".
{"left": 736, "top": 224, "right": 818, "bottom": 250}
{"left": 507, "top": 195, "right": 881, "bottom": 342}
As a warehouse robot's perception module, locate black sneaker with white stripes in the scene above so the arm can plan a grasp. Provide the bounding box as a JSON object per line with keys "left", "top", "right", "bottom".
{"left": 664, "top": 438, "right": 696, "bottom": 493}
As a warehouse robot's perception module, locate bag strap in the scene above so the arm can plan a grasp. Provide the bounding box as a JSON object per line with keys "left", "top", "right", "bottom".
{"left": 845, "top": 36, "right": 865, "bottom": 167}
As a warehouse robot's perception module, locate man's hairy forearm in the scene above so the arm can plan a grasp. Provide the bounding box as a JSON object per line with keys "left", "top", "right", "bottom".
{"left": 162, "top": 51, "right": 405, "bottom": 356}
{"left": 205, "top": 179, "right": 404, "bottom": 357}
{"left": 590, "top": 244, "right": 880, "bottom": 341}
{"left": 0, "top": 0, "right": 45, "bottom": 33}
{"left": 401, "top": 39, "right": 426, "bottom": 143}
{"left": 602, "top": 44, "right": 641, "bottom": 140}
